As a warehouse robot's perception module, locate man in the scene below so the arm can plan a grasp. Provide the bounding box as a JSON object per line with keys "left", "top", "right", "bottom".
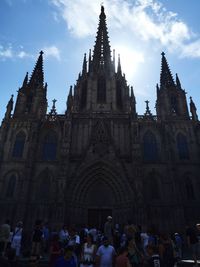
{"left": 186, "top": 224, "right": 199, "bottom": 267}
{"left": 55, "top": 246, "right": 76, "bottom": 267}
{"left": 0, "top": 219, "right": 10, "bottom": 257}
{"left": 104, "top": 216, "right": 113, "bottom": 243}
{"left": 96, "top": 236, "right": 116, "bottom": 267}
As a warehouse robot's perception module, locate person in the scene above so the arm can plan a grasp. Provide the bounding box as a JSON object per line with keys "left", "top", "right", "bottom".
{"left": 68, "top": 228, "right": 81, "bottom": 266}
{"left": 49, "top": 234, "right": 61, "bottom": 267}
{"left": 11, "top": 221, "right": 23, "bottom": 258}
{"left": 31, "top": 220, "right": 44, "bottom": 258}
{"left": 158, "top": 234, "right": 175, "bottom": 267}
{"left": 55, "top": 246, "right": 76, "bottom": 267}
{"left": 174, "top": 232, "right": 182, "bottom": 260}
{"left": 88, "top": 227, "right": 98, "bottom": 244}
{"left": 80, "top": 234, "right": 96, "bottom": 267}
{"left": 127, "top": 236, "right": 142, "bottom": 267}
{"left": 43, "top": 222, "right": 50, "bottom": 253}
{"left": 115, "top": 246, "right": 131, "bottom": 267}
{"left": 59, "top": 225, "right": 69, "bottom": 248}
{"left": 146, "top": 244, "right": 161, "bottom": 267}
{"left": 0, "top": 219, "right": 11, "bottom": 257}
{"left": 104, "top": 216, "right": 113, "bottom": 244}
{"left": 186, "top": 224, "right": 199, "bottom": 266}
{"left": 96, "top": 236, "right": 116, "bottom": 267}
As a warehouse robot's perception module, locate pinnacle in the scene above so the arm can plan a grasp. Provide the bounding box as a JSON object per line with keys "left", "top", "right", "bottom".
{"left": 160, "top": 52, "right": 175, "bottom": 88}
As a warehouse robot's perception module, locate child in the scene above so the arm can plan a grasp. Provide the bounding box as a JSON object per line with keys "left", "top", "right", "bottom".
{"left": 146, "top": 245, "right": 161, "bottom": 267}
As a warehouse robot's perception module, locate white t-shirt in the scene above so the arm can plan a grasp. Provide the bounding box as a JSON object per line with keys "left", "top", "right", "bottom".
{"left": 96, "top": 245, "right": 116, "bottom": 267}
{"left": 141, "top": 232, "right": 149, "bottom": 251}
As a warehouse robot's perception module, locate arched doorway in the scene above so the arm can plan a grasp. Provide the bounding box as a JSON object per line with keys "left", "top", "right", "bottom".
{"left": 66, "top": 161, "right": 135, "bottom": 226}
{"left": 86, "top": 180, "right": 114, "bottom": 229}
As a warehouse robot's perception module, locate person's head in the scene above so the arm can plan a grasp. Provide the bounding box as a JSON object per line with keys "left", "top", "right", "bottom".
{"left": 17, "top": 221, "right": 23, "bottom": 228}
{"left": 196, "top": 223, "right": 200, "bottom": 231}
{"left": 69, "top": 227, "right": 76, "bottom": 236}
{"left": 64, "top": 246, "right": 74, "bottom": 259}
{"left": 107, "top": 216, "right": 112, "bottom": 222}
{"left": 146, "top": 245, "right": 158, "bottom": 256}
{"left": 86, "top": 234, "right": 93, "bottom": 244}
{"left": 102, "top": 236, "right": 109, "bottom": 247}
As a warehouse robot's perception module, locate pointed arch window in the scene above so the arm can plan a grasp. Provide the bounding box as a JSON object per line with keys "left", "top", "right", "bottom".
{"left": 12, "top": 131, "right": 26, "bottom": 158}
{"left": 38, "top": 171, "right": 50, "bottom": 200}
{"left": 97, "top": 76, "right": 106, "bottom": 103}
{"left": 184, "top": 175, "right": 195, "bottom": 200}
{"left": 6, "top": 174, "right": 16, "bottom": 198}
{"left": 177, "top": 133, "right": 189, "bottom": 160}
{"left": 42, "top": 131, "right": 57, "bottom": 160}
{"left": 143, "top": 131, "right": 158, "bottom": 161}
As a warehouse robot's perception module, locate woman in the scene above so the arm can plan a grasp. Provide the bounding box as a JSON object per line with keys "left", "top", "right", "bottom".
{"left": 49, "top": 234, "right": 61, "bottom": 267}
{"left": 127, "top": 237, "right": 143, "bottom": 267}
{"left": 80, "top": 234, "right": 96, "bottom": 267}
{"left": 11, "top": 221, "right": 23, "bottom": 258}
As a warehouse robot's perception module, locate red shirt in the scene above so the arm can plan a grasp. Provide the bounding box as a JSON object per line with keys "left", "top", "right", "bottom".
{"left": 115, "top": 254, "right": 128, "bottom": 267}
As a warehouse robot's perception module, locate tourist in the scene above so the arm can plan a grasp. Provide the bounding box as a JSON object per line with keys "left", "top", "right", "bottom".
{"left": 104, "top": 216, "right": 113, "bottom": 244}
{"left": 174, "top": 232, "right": 183, "bottom": 260}
{"left": 43, "top": 222, "right": 50, "bottom": 253}
{"left": 31, "top": 220, "right": 44, "bottom": 258}
{"left": 59, "top": 225, "right": 69, "bottom": 248}
{"left": 115, "top": 246, "right": 131, "bottom": 267}
{"left": 68, "top": 227, "right": 81, "bottom": 266}
{"left": 0, "top": 219, "right": 11, "bottom": 257}
{"left": 146, "top": 244, "right": 161, "bottom": 267}
{"left": 127, "top": 236, "right": 142, "bottom": 267}
{"left": 88, "top": 227, "right": 98, "bottom": 244}
{"left": 186, "top": 224, "right": 199, "bottom": 266}
{"left": 49, "top": 234, "right": 61, "bottom": 267}
{"left": 96, "top": 236, "right": 116, "bottom": 267}
{"left": 80, "top": 234, "right": 96, "bottom": 267}
{"left": 11, "top": 221, "right": 23, "bottom": 258}
{"left": 55, "top": 246, "right": 76, "bottom": 267}
{"left": 158, "top": 234, "right": 175, "bottom": 267}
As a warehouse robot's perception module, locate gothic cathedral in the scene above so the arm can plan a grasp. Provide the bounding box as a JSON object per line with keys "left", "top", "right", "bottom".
{"left": 0, "top": 6, "right": 200, "bottom": 231}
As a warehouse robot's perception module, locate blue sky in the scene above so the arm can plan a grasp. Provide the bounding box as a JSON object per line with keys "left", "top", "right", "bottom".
{"left": 1, "top": 0, "right": 200, "bottom": 121}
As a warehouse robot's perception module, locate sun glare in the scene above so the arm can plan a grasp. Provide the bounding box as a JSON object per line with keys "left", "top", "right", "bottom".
{"left": 114, "top": 45, "right": 144, "bottom": 84}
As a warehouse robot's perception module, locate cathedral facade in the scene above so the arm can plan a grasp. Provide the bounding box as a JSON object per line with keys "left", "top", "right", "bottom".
{"left": 0, "top": 6, "right": 200, "bottom": 231}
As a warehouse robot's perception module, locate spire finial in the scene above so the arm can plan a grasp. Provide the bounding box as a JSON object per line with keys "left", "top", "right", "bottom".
{"left": 29, "top": 51, "right": 44, "bottom": 88}
{"left": 92, "top": 4, "right": 112, "bottom": 72}
{"left": 160, "top": 52, "right": 175, "bottom": 89}
{"left": 48, "top": 99, "right": 57, "bottom": 120}
{"left": 144, "top": 100, "right": 153, "bottom": 117}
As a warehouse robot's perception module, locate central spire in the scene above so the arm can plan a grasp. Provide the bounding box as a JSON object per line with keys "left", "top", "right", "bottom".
{"left": 92, "top": 5, "right": 112, "bottom": 73}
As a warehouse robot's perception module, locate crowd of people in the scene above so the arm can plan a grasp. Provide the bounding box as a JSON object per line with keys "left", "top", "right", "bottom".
{"left": 0, "top": 216, "right": 200, "bottom": 267}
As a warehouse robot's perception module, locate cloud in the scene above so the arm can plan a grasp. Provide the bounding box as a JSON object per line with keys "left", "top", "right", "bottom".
{"left": 0, "top": 44, "right": 61, "bottom": 61}
{"left": 0, "top": 45, "right": 13, "bottom": 59}
{"left": 50, "top": 0, "right": 200, "bottom": 59}
{"left": 43, "top": 45, "right": 61, "bottom": 60}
